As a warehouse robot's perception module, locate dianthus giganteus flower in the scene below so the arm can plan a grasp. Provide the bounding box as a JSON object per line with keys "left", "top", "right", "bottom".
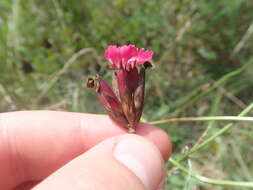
{"left": 87, "top": 45, "right": 153, "bottom": 132}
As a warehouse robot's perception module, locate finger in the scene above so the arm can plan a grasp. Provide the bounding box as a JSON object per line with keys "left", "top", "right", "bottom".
{"left": 33, "top": 135, "right": 165, "bottom": 190}
{"left": 0, "top": 111, "right": 171, "bottom": 189}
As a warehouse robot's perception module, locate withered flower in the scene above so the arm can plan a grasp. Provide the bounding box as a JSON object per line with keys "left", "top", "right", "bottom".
{"left": 87, "top": 45, "right": 153, "bottom": 132}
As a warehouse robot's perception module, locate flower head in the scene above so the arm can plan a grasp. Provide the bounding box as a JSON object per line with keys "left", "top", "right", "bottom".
{"left": 87, "top": 45, "right": 153, "bottom": 132}
{"left": 104, "top": 45, "right": 153, "bottom": 70}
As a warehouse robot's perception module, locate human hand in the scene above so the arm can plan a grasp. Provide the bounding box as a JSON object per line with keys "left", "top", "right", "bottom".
{"left": 0, "top": 111, "right": 172, "bottom": 190}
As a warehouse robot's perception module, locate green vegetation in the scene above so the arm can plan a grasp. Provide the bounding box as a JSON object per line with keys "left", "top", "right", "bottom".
{"left": 1, "top": 0, "right": 253, "bottom": 189}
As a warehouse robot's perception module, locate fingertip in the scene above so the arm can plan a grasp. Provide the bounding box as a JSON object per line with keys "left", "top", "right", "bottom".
{"left": 34, "top": 134, "right": 165, "bottom": 190}
{"left": 86, "top": 134, "right": 168, "bottom": 190}
{"left": 112, "top": 134, "right": 165, "bottom": 190}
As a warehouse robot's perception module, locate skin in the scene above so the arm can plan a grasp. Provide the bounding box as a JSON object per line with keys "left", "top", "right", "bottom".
{"left": 0, "top": 111, "right": 172, "bottom": 190}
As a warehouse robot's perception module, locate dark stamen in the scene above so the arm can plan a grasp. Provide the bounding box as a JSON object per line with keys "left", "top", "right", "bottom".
{"left": 143, "top": 62, "right": 153, "bottom": 69}
{"left": 86, "top": 78, "right": 95, "bottom": 88}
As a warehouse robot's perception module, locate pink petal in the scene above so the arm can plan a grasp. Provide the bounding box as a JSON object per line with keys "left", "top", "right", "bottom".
{"left": 104, "top": 45, "right": 121, "bottom": 68}
{"left": 136, "top": 48, "right": 153, "bottom": 65}
{"left": 119, "top": 45, "right": 138, "bottom": 65}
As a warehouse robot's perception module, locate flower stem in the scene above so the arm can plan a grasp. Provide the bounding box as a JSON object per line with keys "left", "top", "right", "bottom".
{"left": 149, "top": 116, "right": 253, "bottom": 125}
{"left": 169, "top": 158, "right": 253, "bottom": 188}
{"left": 177, "top": 102, "right": 253, "bottom": 162}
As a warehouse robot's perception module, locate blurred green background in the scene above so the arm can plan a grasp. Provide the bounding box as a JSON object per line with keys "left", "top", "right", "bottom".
{"left": 1, "top": 0, "right": 253, "bottom": 189}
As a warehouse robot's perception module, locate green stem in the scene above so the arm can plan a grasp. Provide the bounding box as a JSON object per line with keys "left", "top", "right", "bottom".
{"left": 149, "top": 116, "right": 253, "bottom": 125}
{"left": 169, "top": 158, "right": 253, "bottom": 188}
{"left": 178, "top": 102, "right": 253, "bottom": 162}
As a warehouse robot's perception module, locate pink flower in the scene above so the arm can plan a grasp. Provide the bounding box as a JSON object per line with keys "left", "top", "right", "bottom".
{"left": 104, "top": 45, "right": 153, "bottom": 70}
{"left": 87, "top": 45, "right": 153, "bottom": 132}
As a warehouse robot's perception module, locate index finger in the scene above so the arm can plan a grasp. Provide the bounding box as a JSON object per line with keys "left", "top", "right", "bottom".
{"left": 0, "top": 111, "right": 171, "bottom": 189}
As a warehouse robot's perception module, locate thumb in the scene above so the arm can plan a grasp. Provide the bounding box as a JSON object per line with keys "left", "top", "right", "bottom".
{"left": 33, "top": 134, "right": 166, "bottom": 190}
